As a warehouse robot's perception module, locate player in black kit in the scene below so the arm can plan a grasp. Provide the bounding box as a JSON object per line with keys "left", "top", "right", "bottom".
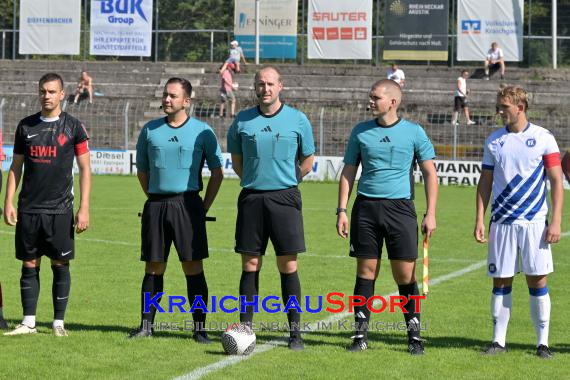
{"left": 3, "top": 73, "right": 91, "bottom": 337}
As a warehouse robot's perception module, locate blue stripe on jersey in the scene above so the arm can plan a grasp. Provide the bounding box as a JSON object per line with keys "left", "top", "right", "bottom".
{"left": 491, "top": 161, "right": 544, "bottom": 221}
{"left": 491, "top": 174, "right": 523, "bottom": 213}
{"left": 523, "top": 182, "right": 548, "bottom": 221}
{"left": 501, "top": 173, "right": 545, "bottom": 224}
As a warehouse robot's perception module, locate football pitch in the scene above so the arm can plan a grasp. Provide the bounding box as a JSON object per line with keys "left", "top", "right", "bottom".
{"left": 0, "top": 176, "right": 569, "bottom": 379}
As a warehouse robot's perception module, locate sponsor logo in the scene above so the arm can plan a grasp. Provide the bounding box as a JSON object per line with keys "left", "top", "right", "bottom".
{"left": 380, "top": 136, "right": 391, "bottom": 143}
{"left": 30, "top": 146, "right": 57, "bottom": 158}
{"left": 100, "top": 0, "right": 148, "bottom": 24}
{"left": 461, "top": 20, "right": 481, "bottom": 34}
{"left": 388, "top": 0, "right": 406, "bottom": 17}
{"left": 168, "top": 136, "right": 179, "bottom": 142}
{"left": 526, "top": 138, "right": 536, "bottom": 147}
{"left": 61, "top": 250, "right": 72, "bottom": 257}
{"left": 27, "top": 134, "right": 39, "bottom": 139}
{"left": 56, "top": 296, "right": 69, "bottom": 300}
{"left": 261, "top": 126, "right": 272, "bottom": 133}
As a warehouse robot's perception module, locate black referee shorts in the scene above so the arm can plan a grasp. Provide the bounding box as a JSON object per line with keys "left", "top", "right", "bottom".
{"left": 235, "top": 187, "right": 306, "bottom": 256}
{"left": 349, "top": 196, "right": 418, "bottom": 260}
{"left": 140, "top": 192, "right": 208, "bottom": 262}
{"left": 16, "top": 211, "right": 75, "bottom": 261}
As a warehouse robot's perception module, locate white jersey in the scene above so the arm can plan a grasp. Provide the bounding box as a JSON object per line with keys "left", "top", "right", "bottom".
{"left": 387, "top": 68, "right": 405, "bottom": 85}
{"left": 482, "top": 123, "right": 560, "bottom": 225}
{"left": 456, "top": 77, "right": 467, "bottom": 97}
{"left": 487, "top": 47, "right": 503, "bottom": 61}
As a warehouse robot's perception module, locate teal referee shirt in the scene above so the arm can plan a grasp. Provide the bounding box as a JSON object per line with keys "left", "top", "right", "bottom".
{"left": 136, "top": 117, "right": 223, "bottom": 194}
{"left": 344, "top": 118, "right": 435, "bottom": 199}
{"left": 227, "top": 104, "right": 315, "bottom": 190}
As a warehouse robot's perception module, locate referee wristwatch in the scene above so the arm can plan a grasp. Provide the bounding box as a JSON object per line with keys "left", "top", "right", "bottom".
{"left": 336, "top": 208, "right": 347, "bottom": 215}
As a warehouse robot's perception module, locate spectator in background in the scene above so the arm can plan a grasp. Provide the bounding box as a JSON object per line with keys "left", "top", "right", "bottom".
{"left": 219, "top": 40, "right": 247, "bottom": 74}
{"left": 74, "top": 71, "right": 93, "bottom": 104}
{"left": 387, "top": 63, "right": 405, "bottom": 87}
{"left": 451, "top": 69, "right": 476, "bottom": 126}
{"left": 484, "top": 42, "right": 505, "bottom": 80}
{"left": 219, "top": 63, "right": 237, "bottom": 118}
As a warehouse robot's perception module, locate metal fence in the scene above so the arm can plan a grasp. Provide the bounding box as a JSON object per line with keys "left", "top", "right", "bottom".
{"left": 3, "top": 97, "right": 569, "bottom": 162}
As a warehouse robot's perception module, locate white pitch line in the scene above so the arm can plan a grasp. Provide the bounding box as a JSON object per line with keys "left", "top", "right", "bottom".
{"left": 174, "top": 260, "right": 487, "bottom": 380}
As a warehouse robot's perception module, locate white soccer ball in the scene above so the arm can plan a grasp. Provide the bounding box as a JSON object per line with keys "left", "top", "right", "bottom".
{"left": 221, "top": 323, "right": 256, "bottom": 355}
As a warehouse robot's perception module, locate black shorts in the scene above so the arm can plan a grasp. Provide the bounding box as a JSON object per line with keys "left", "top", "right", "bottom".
{"left": 454, "top": 96, "right": 467, "bottom": 111}
{"left": 16, "top": 211, "right": 75, "bottom": 261}
{"left": 235, "top": 187, "right": 305, "bottom": 256}
{"left": 140, "top": 192, "right": 208, "bottom": 262}
{"left": 349, "top": 196, "right": 418, "bottom": 260}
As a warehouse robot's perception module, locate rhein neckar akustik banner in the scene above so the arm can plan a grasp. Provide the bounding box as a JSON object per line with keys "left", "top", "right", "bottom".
{"left": 383, "top": 0, "right": 449, "bottom": 61}
{"left": 234, "top": 0, "right": 298, "bottom": 59}
{"left": 90, "top": 0, "right": 154, "bottom": 57}
{"left": 457, "top": 0, "right": 524, "bottom": 61}
{"left": 19, "top": 0, "right": 81, "bottom": 55}
{"left": 308, "top": 0, "right": 372, "bottom": 60}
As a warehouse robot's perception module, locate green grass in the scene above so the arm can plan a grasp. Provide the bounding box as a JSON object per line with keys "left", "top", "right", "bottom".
{"left": 0, "top": 176, "right": 569, "bottom": 379}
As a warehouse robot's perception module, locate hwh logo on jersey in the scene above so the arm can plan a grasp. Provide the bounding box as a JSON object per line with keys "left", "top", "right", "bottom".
{"left": 30, "top": 146, "right": 56, "bottom": 158}
{"left": 101, "top": 0, "right": 148, "bottom": 23}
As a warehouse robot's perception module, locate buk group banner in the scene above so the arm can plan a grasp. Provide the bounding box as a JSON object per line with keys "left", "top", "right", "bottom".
{"left": 383, "top": 0, "right": 449, "bottom": 61}
{"left": 457, "top": 0, "right": 524, "bottom": 61}
{"left": 90, "top": 0, "right": 154, "bottom": 56}
{"left": 308, "top": 0, "right": 372, "bottom": 60}
{"left": 19, "top": 0, "right": 81, "bottom": 55}
{"left": 234, "top": 0, "right": 298, "bottom": 59}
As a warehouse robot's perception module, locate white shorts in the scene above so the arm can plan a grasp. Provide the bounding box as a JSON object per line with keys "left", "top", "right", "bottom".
{"left": 487, "top": 222, "right": 553, "bottom": 278}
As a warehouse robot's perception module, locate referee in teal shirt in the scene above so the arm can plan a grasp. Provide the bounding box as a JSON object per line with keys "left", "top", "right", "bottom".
{"left": 337, "top": 79, "right": 438, "bottom": 355}
{"left": 130, "top": 78, "right": 224, "bottom": 342}
{"left": 227, "top": 65, "right": 315, "bottom": 351}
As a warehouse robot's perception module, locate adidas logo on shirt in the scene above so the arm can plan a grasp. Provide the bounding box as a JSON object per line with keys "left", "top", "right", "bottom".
{"left": 168, "top": 136, "right": 179, "bottom": 142}
{"left": 380, "top": 136, "right": 391, "bottom": 143}
{"left": 261, "top": 126, "right": 272, "bottom": 132}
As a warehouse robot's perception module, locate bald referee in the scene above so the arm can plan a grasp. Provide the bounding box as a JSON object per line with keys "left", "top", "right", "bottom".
{"left": 227, "top": 65, "right": 315, "bottom": 351}
{"left": 129, "top": 77, "right": 223, "bottom": 342}
{"left": 337, "top": 79, "right": 438, "bottom": 354}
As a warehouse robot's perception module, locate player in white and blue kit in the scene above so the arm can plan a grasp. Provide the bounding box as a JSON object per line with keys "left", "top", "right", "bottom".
{"left": 475, "top": 85, "right": 563, "bottom": 359}
{"left": 337, "top": 79, "right": 438, "bottom": 355}
{"left": 227, "top": 65, "right": 315, "bottom": 351}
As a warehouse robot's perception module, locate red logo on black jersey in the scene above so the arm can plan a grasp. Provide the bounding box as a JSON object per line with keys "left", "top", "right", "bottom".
{"left": 30, "top": 146, "right": 57, "bottom": 157}
{"left": 57, "top": 133, "right": 68, "bottom": 146}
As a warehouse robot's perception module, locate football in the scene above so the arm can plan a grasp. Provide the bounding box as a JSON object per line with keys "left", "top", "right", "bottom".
{"left": 221, "top": 323, "right": 256, "bottom": 355}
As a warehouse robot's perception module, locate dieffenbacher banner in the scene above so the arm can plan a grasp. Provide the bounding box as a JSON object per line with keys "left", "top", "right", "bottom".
{"left": 308, "top": 0, "right": 372, "bottom": 60}
{"left": 19, "top": 0, "right": 81, "bottom": 55}
{"left": 457, "top": 0, "right": 523, "bottom": 61}
{"left": 383, "top": 0, "right": 449, "bottom": 61}
{"left": 234, "top": 0, "right": 298, "bottom": 59}
{"left": 90, "top": 0, "right": 154, "bottom": 57}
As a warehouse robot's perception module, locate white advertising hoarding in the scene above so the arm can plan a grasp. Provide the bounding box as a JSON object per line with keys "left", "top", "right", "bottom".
{"left": 457, "top": 0, "right": 524, "bottom": 61}
{"left": 19, "top": 0, "right": 81, "bottom": 55}
{"left": 90, "top": 0, "right": 153, "bottom": 56}
{"left": 308, "top": 0, "right": 372, "bottom": 59}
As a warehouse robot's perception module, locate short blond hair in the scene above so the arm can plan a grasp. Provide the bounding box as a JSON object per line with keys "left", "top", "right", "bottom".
{"left": 497, "top": 85, "right": 529, "bottom": 110}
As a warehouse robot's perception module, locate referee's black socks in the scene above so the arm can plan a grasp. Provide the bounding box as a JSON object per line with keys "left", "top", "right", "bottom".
{"left": 186, "top": 271, "right": 208, "bottom": 331}
{"left": 239, "top": 271, "right": 259, "bottom": 327}
{"left": 354, "top": 277, "right": 375, "bottom": 340}
{"left": 21, "top": 266, "right": 40, "bottom": 317}
{"left": 398, "top": 282, "right": 421, "bottom": 341}
{"left": 280, "top": 271, "right": 301, "bottom": 338}
{"left": 141, "top": 273, "right": 163, "bottom": 330}
{"left": 52, "top": 264, "right": 71, "bottom": 320}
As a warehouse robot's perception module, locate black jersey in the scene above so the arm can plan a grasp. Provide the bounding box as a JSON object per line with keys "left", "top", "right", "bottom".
{"left": 13, "top": 112, "right": 89, "bottom": 214}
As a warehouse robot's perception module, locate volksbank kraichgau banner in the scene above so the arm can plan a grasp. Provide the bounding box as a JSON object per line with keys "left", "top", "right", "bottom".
{"left": 457, "top": 0, "right": 524, "bottom": 61}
